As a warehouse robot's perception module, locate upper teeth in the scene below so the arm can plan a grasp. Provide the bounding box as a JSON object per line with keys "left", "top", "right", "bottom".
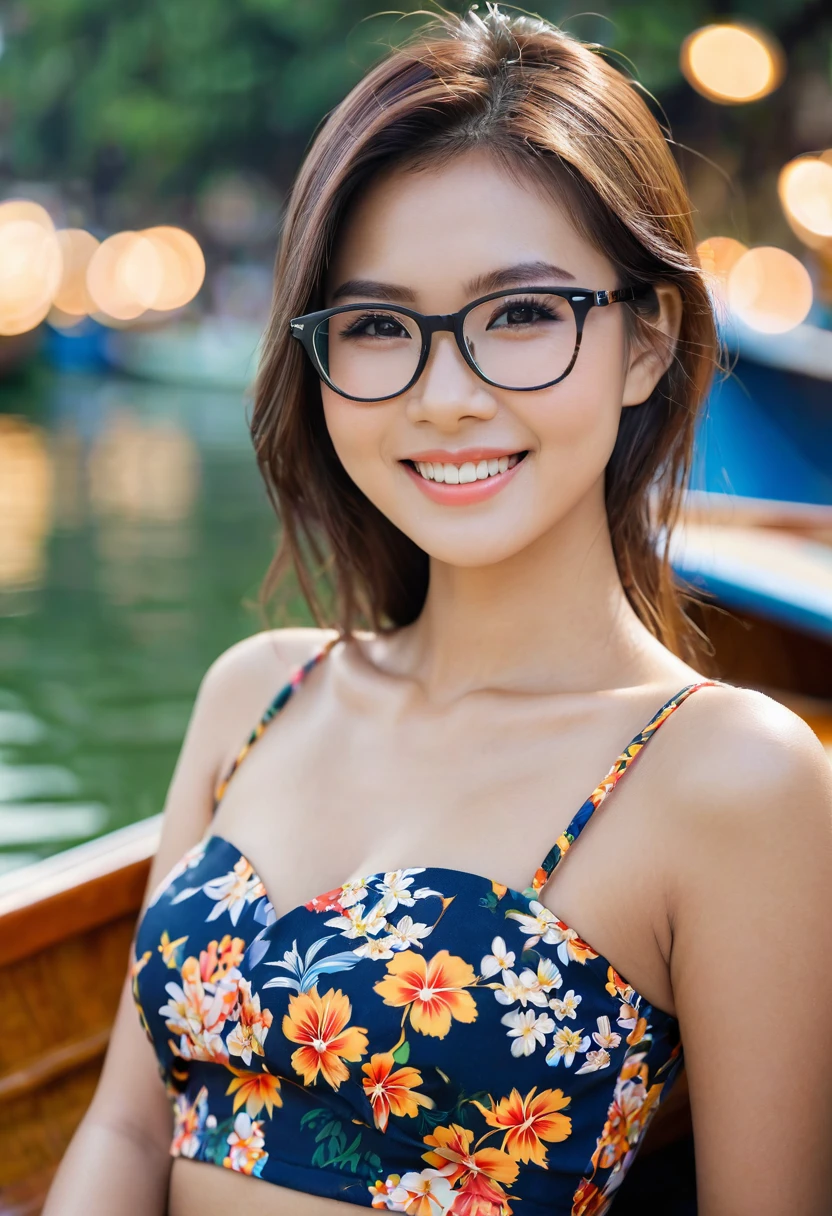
{"left": 413, "top": 455, "right": 520, "bottom": 483}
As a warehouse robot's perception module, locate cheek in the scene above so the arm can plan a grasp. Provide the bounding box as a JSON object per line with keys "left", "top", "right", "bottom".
{"left": 321, "top": 388, "right": 393, "bottom": 493}
{"left": 521, "top": 348, "right": 626, "bottom": 471}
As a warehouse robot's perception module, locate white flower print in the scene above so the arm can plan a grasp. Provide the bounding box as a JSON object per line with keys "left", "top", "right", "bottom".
{"left": 481, "top": 936, "right": 516, "bottom": 978}
{"left": 505, "top": 902, "right": 599, "bottom": 965}
{"left": 225, "top": 977, "right": 272, "bottom": 1066}
{"left": 550, "top": 988, "right": 582, "bottom": 1020}
{"left": 389, "top": 1167, "right": 454, "bottom": 1214}
{"left": 338, "top": 878, "right": 370, "bottom": 909}
{"left": 501, "top": 1007, "right": 556, "bottom": 1057}
{"left": 353, "top": 935, "right": 396, "bottom": 961}
{"left": 225, "top": 1111, "right": 267, "bottom": 1174}
{"left": 533, "top": 957, "right": 563, "bottom": 995}
{"left": 545, "top": 1026, "right": 591, "bottom": 1067}
{"left": 576, "top": 1048, "right": 612, "bottom": 1074}
{"left": 374, "top": 868, "right": 425, "bottom": 913}
{"left": 593, "top": 1015, "right": 622, "bottom": 1050}
{"left": 160, "top": 961, "right": 241, "bottom": 1064}
{"left": 493, "top": 968, "right": 551, "bottom": 1008}
{"left": 325, "top": 900, "right": 388, "bottom": 939}
{"left": 198, "top": 857, "right": 265, "bottom": 926}
{"left": 505, "top": 900, "right": 562, "bottom": 949}
{"left": 385, "top": 915, "right": 432, "bottom": 951}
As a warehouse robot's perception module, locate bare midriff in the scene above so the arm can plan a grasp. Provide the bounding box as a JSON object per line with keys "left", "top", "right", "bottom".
{"left": 169, "top": 1159, "right": 356, "bottom": 1216}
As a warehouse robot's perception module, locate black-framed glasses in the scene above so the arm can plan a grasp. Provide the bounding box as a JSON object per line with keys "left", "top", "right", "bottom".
{"left": 289, "top": 284, "right": 651, "bottom": 402}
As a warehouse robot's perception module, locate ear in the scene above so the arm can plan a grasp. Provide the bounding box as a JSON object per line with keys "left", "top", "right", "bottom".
{"left": 621, "top": 282, "right": 683, "bottom": 407}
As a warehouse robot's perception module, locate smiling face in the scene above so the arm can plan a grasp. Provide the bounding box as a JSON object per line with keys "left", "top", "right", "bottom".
{"left": 320, "top": 149, "right": 660, "bottom": 569}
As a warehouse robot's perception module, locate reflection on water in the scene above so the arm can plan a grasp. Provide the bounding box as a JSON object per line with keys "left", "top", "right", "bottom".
{"left": 0, "top": 369, "right": 307, "bottom": 876}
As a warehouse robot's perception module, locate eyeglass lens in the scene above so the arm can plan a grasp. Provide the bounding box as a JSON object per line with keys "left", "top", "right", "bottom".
{"left": 313, "top": 292, "right": 579, "bottom": 398}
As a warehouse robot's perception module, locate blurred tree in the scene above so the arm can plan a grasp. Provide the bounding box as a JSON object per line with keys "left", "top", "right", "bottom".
{"left": 0, "top": 0, "right": 828, "bottom": 225}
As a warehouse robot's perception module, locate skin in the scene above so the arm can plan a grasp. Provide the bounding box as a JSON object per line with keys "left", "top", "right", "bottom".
{"left": 47, "top": 150, "right": 832, "bottom": 1216}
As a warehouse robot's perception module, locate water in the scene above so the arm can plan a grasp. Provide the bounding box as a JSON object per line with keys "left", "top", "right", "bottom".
{"left": 0, "top": 367, "right": 311, "bottom": 876}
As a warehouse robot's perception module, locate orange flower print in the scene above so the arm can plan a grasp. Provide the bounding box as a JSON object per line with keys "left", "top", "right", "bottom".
{"left": 306, "top": 877, "right": 370, "bottom": 915}
{"left": 571, "top": 1176, "right": 610, "bottom": 1216}
{"left": 225, "top": 1065, "right": 283, "bottom": 1118}
{"left": 226, "top": 977, "right": 273, "bottom": 1066}
{"left": 422, "top": 1124, "right": 519, "bottom": 1190}
{"left": 373, "top": 950, "right": 478, "bottom": 1038}
{"left": 223, "top": 1111, "right": 268, "bottom": 1175}
{"left": 604, "top": 966, "right": 635, "bottom": 1005}
{"left": 200, "top": 934, "right": 245, "bottom": 982}
{"left": 361, "top": 1052, "right": 435, "bottom": 1132}
{"left": 282, "top": 986, "right": 368, "bottom": 1088}
{"left": 591, "top": 1073, "right": 664, "bottom": 1172}
{"left": 616, "top": 1001, "right": 647, "bottom": 1046}
{"left": 368, "top": 1174, "right": 402, "bottom": 1209}
{"left": 472, "top": 1086, "right": 572, "bottom": 1167}
{"left": 447, "top": 1172, "right": 515, "bottom": 1215}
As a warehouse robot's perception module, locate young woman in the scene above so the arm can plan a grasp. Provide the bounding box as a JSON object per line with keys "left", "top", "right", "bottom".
{"left": 47, "top": 8, "right": 832, "bottom": 1216}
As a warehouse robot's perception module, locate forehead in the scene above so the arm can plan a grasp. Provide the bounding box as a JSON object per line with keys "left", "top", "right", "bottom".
{"left": 325, "top": 148, "right": 614, "bottom": 306}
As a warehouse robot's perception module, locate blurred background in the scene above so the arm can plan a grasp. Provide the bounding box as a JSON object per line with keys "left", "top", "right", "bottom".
{"left": 1, "top": 0, "right": 832, "bottom": 875}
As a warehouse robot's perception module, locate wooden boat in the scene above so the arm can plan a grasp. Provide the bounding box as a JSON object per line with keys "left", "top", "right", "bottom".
{"left": 2, "top": 518, "right": 831, "bottom": 1213}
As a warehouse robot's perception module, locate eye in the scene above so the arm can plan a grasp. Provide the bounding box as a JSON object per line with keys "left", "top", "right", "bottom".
{"left": 338, "top": 311, "right": 412, "bottom": 340}
{"left": 486, "top": 296, "right": 563, "bottom": 330}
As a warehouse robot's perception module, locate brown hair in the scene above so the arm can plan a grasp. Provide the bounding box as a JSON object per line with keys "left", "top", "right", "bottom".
{"left": 252, "top": 4, "right": 720, "bottom": 663}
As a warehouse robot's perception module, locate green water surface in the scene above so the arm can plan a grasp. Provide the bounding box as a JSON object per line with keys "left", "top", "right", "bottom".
{"left": 0, "top": 367, "right": 310, "bottom": 876}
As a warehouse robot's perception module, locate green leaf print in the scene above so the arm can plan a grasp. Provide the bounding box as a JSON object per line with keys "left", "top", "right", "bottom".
{"left": 392, "top": 1039, "right": 411, "bottom": 1064}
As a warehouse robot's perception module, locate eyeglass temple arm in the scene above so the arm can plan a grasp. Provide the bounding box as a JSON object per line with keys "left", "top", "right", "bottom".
{"left": 594, "top": 285, "right": 652, "bottom": 305}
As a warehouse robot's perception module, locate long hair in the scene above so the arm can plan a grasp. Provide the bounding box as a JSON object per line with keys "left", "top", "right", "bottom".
{"left": 251, "top": 5, "right": 720, "bottom": 663}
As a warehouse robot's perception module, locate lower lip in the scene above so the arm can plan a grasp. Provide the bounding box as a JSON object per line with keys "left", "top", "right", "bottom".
{"left": 401, "top": 456, "right": 527, "bottom": 505}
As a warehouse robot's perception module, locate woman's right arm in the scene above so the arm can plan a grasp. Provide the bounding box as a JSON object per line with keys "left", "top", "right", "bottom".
{"left": 42, "top": 627, "right": 328, "bottom": 1215}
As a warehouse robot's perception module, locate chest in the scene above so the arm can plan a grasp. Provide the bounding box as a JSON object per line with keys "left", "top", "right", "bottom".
{"left": 132, "top": 833, "right": 683, "bottom": 1210}
{"left": 212, "top": 690, "right": 659, "bottom": 897}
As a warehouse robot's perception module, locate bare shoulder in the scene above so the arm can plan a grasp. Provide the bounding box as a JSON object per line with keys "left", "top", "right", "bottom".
{"left": 199, "top": 626, "right": 339, "bottom": 757}
{"left": 658, "top": 680, "right": 832, "bottom": 829}
{"left": 204, "top": 625, "right": 338, "bottom": 693}
{"left": 659, "top": 682, "right": 832, "bottom": 1211}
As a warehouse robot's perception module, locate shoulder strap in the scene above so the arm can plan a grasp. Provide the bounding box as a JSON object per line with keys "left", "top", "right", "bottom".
{"left": 212, "top": 634, "right": 340, "bottom": 812}
{"left": 528, "top": 679, "right": 721, "bottom": 897}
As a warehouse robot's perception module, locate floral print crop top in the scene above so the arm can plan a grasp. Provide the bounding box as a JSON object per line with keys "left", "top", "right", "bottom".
{"left": 131, "top": 637, "right": 717, "bottom": 1214}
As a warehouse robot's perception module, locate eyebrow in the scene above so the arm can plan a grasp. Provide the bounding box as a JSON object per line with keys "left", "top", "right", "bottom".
{"left": 329, "top": 260, "right": 577, "bottom": 305}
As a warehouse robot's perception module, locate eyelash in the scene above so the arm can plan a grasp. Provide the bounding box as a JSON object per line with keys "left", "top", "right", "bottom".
{"left": 486, "top": 296, "right": 561, "bottom": 325}
{"left": 338, "top": 312, "right": 404, "bottom": 339}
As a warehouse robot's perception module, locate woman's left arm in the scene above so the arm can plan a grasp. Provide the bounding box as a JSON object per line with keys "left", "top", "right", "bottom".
{"left": 667, "top": 687, "right": 832, "bottom": 1216}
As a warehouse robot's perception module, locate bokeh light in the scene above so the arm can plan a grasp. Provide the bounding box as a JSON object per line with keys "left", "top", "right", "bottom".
{"left": 86, "top": 232, "right": 163, "bottom": 321}
{"left": 778, "top": 157, "right": 832, "bottom": 239}
{"left": 85, "top": 227, "right": 205, "bottom": 321}
{"left": 681, "top": 23, "right": 783, "bottom": 104}
{"left": 53, "top": 229, "right": 100, "bottom": 315}
{"left": 87, "top": 408, "right": 199, "bottom": 522}
{"left": 727, "top": 246, "right": 813, "bottom": 333}
{"left": 0, "top": 415, "right": 54, "bottom": 591}
{"left": 142, "top": 227, "right": 206, "bottom": 311}
{"left": 697, "top": 236, "right": 748, "bottom": 296}
{"left": 0, "top": 200, "right": 63, "bottom": 336}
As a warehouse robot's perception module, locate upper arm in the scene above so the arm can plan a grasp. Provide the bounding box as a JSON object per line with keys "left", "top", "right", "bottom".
{"left": 668, "top": 687, "right": 832, "bottom": 1214}
{"left": 85, "top": 626, "right": 335, "bottom": 1147}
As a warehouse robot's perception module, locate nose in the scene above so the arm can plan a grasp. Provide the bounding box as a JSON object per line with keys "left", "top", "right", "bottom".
{"left": 404, "top": 330, "right": 498, "bottom": 429}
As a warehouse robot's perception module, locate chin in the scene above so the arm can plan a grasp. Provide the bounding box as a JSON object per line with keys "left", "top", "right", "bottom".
{"left": 401, "top": 526, "right": 543, "bottom": 570}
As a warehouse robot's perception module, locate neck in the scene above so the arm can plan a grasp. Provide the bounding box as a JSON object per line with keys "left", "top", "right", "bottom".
{"left": 393, "top": 487, "right": 666, "bottom": 702}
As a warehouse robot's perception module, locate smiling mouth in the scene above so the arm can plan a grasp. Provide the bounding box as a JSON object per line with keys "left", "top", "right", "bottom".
{"left": 402, "top": 451, "right": 529, "bottom": 484}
